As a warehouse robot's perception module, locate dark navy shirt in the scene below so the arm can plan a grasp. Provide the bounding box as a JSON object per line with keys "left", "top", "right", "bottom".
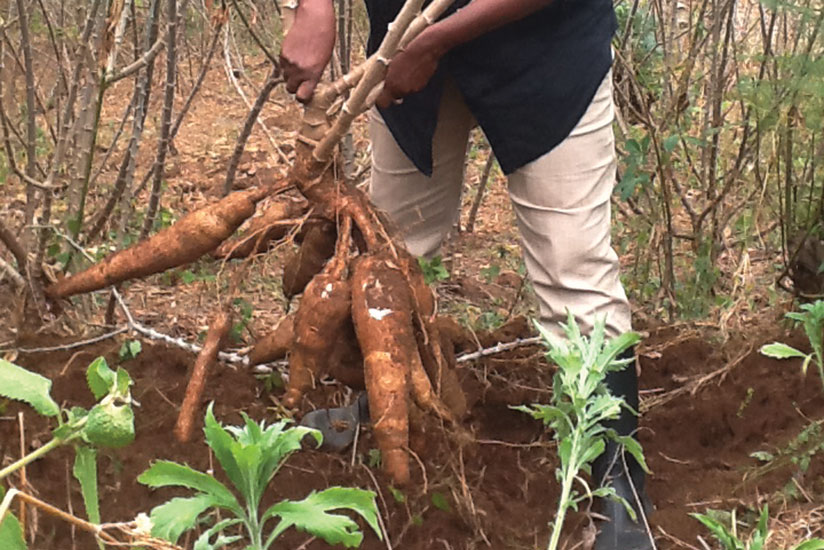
{"left": 365, "top": 0, "right": 617, "bottom": 175}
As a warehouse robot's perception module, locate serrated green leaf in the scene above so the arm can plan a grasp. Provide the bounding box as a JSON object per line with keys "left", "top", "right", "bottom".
{"left": 613, "top": 435, "right": 651, "bottom": 474}
{"left": 192, "top": 518, "right": 243, "bottom": 550}
{"left": 83, "top": 402, "right": 134, "bottom": 448}
{"left": 202, "top": 404, "right": 244, "bottom": 497}
{"left": 0, "top": 487, "right": 26, "bottom": 550}
{"left": 86, "top": 357, "right": 115, "bottom": 400}
{"left": 759, "top": 343, "right": 808, "bottom": 360}
{"left": 589, "top": 486, "right": 616, "bottom": 500}
{"left": 119, "top": 341, "right": 142, "bottom": 361}
{"left": 150, "top": 494, "right": 220, "bottom": 544}
{"left": 663, "top": 134, "right": 679, "bottom": 152}
{"left": 137, "top": 461, "right": 239, "bottom": 512}
{"left": 513, "top": 404, "right": 570, "bottom": 431}
{"left": 794, "top": 540, "right": 824, "bottom": 550}
{"left": 263, "top": 488, "right": 382, "bottom": 548}
{"left": 0, "top": 359, "right": 59, "bottom": 417}
{"left": 578, "top": 439, "right": 606, "bottom": 467}
{"left": 73, "top": 446, "right": 100, "bottom": 525}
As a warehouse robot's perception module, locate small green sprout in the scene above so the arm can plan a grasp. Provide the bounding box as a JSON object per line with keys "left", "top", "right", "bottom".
{"left": 0, "top": 357, "right": 136, "bottom": 549}
{"left": 760, "top": 300, "right": 824, "bottom": 390}
{"left": 418, "top": 255, "right": 450, "bottom": 285}
{"left": 692, "top": 504, "right": 824, "bottom": 550}
{"left": 138, "top": 404, "right": 382, "bottom": 549}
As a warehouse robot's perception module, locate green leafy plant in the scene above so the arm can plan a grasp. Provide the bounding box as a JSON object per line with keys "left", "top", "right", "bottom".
{"left": 760, "top": 300, "right": 824, "bottom": 389}
{"left": 515, "top": 314, "right": 647, "bottom": 550}
{"left": 692, "top": 504, "right": 824, "bottom": 550}
{"left": 748, "top": 420, "right": 824, "bottom": 489}
{"left": 418, "top": 255, "right": 450, "bottom": 285}
{"left": 119, "top": 340, "right": 142, "bottom": 361}
{"left": 0, "top": 358, "right": 135, "bottom": 549}
{"left": 138, "top": 404, "right": 382, "bottom": 549}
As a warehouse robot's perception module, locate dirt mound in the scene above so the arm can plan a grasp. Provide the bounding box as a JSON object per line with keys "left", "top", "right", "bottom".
{"left": 2, "top": 323, "right": 823, "bottom": 549}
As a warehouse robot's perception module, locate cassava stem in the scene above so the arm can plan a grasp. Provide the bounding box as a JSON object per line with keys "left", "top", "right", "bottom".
{"left": 312, "top": 0, "right": 426, "bottom": 162}
{"left": 319, "top": 0, "right": 457, "bottom": 105}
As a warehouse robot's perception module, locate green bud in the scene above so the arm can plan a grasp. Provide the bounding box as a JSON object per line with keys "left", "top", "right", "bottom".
{"left": 84, "top": 399, "right": 135, "bottom": 448}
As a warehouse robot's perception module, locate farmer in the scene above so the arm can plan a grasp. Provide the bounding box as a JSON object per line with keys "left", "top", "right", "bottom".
{"left": 280, "top": 0, "right": 653, "bottom": 547}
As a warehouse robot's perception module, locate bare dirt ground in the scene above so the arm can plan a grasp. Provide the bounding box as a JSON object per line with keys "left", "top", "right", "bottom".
{"left": 4, "top": 317, "right": 824, "bottom": 549}
{"left": 2, "top": 61, "right": 824, "bottom": 549}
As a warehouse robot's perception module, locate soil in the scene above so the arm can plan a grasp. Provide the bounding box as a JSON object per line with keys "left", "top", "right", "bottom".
{"left": 2, "top": 317, "right": 824, "bottom": 550}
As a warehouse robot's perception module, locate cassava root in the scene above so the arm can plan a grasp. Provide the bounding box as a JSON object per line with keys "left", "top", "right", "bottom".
{"left": 174, "top": 309, "right": 232, "bottom": 442}
{"left": 43, "top": 0, "right": 468, "bottom": 488}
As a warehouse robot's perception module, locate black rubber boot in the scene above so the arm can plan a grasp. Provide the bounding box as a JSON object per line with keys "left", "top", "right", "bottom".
{"left": 300, "top": 393, "right": 370, "bottom": 452}
{"left": 592, "top": 349, "right": 654, "bottom": 550}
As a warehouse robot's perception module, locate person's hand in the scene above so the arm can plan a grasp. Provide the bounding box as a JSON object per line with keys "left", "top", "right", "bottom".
{"left": 279, "top": 0, "right": 336, "bottom": 103}
{"left": 376, "top": 29, "right": 447, "bottom": 109}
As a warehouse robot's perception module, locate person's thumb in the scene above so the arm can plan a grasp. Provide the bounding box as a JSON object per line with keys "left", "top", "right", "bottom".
{"left": 375, "top": 87, "right": 394, "bottom": 110}
{"left": 296, "top": 79, "right": 317, "bottom": 104}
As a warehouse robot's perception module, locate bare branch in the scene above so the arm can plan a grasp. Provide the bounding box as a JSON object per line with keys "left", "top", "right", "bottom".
{"left": 229, "top": 0, "right": 279, "bottom": 68}
{"left": 221, "top": 24, "right": 290, "bottom": 164}
{"left": 0, "top": 218, "right": 27, "bottom": 270}
{"left": 0, "top": 257, "right": 24, "bottom": 288}
{"left": 223, "top": 65, "right": 281, "bottom": 196}
{"left": 105, "top": 35, "right": 166, "bottom": 84}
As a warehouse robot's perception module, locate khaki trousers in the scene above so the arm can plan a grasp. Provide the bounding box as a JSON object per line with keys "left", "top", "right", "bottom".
{"left": 368, "top": 72, "right": 631, "bottom": 338}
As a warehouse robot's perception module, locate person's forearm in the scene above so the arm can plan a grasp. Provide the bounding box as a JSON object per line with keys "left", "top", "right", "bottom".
{"left": 425, "top": 0, "right": 553, "bottom": 55}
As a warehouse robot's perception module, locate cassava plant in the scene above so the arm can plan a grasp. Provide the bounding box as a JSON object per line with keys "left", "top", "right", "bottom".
{"left": 515, "top": 314, "right": 648, "bottom": 550}
{"left": 760, "top": 300, "right": 824, "bottom": 390}
{"left": 0, "top": 357, "right": 136, "bottom": 549}
{"left": 44, "top": 0, "right": 469, "bottom": 486}
{"left": 138, "top": 403, "right": 382, "bottom": 549}
{"left": 692, "top": 504, "right": 824, "bottom": 550}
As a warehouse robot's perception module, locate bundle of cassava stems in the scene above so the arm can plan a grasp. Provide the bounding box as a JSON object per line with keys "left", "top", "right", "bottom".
{"left": 46, "top": 0, "right": 470, "bottom": 486}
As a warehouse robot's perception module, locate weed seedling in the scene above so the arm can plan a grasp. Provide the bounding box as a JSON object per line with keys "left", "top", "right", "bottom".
{"left": 515, "top": 314, "right": 648, "bottom": 550}
{"left": 138, "top": 404, "right": 382, "bottom": 549}
{"left": 760, "top": 300, "right": 824, "bottom": 390}
{"left": 418, "top": 255, "right": 450, "bottom": 285}
{"left": 692, "top": 504, "right": 824, "bottom": 550}
{"left": 0, "top": 357, "right": 136, "bottom": 549}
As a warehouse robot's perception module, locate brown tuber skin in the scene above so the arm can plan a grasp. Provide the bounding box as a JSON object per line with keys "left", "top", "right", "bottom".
{"left": 47, "top": 187, "right": 272, "bottom": 298}
{"left": 326, "top": 318, "right": 365, "bottom": 388}
{"left": 283, "top": 272, "right": 352, "bottom": 408}
{"left": 351, "top": 254, "right": 415, "bottom": 485}
{"left": 213, "top": 196, "right": 307, "bottom": 260}
{"left": 282, "top": 219, "right": 338, "bottom": 299}
{"left": 248, "top": 314, "right": 295, "bottom": 366}
{"left": 40, "top": 10, "right": 473, "bottom": 487}
{"left": 174, "top": 310, "right": 232, "bottom": 443}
